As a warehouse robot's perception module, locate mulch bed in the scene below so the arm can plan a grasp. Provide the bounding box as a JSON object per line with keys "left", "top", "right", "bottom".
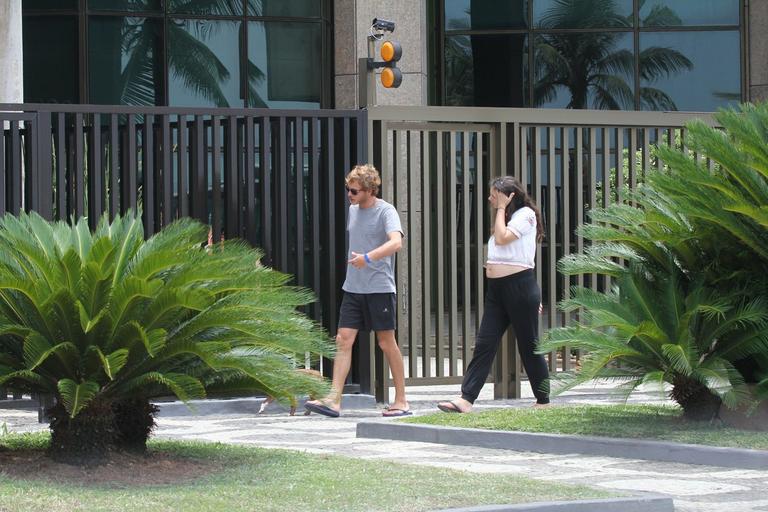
{"left": 0, "top": 449, "right": 219, "bottom": 487}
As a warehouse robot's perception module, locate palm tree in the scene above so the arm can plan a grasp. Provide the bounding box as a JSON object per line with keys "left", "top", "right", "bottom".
{"left": 533, "top": 0, "right": 693, "bottom": 110}
{"left": 542, "top": 102, "right": 768, "bottom": 419}
{"left": 0, "top": 211, "right": 332, "bottom": 462}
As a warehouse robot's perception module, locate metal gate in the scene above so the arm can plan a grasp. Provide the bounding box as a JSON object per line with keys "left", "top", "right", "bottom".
{"left": 366, "top": 105, "right": 717, "bottom": 403}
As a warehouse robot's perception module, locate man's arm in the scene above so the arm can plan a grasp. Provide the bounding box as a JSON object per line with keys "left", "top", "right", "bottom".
{"left": 348, "top": 231, "right": 402, "bottom": 268}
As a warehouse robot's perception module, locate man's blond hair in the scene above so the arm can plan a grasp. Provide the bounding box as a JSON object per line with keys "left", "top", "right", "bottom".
{"left": 345, "top": 164, "right": 381, "bottom": 195}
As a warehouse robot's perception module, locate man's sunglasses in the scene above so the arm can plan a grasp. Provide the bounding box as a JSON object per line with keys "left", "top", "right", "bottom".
{"left": 345, "top": 186, "right": 363, "bottom": 196}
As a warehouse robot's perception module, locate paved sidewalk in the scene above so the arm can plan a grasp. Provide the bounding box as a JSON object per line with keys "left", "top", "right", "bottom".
{"left": 3, "top": 383, "right": 768, "bottom": 512}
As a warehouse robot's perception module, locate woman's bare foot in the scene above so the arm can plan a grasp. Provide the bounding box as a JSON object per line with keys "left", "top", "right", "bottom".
{"left": 304, "top": 398, "right": 341, "bottom": 417}
{"left": 437, "top": 397, "right": 473, "bottom": 413}
{"left": 533, "top": 402, "right": 551, "bottom": 409}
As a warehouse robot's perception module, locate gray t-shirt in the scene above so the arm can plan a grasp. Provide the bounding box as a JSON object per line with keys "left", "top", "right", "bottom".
{"left": 342, "top": 199, "right": 403, "bottom": 294}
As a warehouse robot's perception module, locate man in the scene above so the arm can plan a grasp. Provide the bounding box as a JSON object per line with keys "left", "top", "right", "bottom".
{"left": 305, "top": 164, "right": 410, "bottom": 417}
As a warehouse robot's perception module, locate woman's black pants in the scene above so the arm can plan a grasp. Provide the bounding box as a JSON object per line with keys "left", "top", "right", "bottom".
{"left": 460, "top": 269, "right": 550, "bottom": 404}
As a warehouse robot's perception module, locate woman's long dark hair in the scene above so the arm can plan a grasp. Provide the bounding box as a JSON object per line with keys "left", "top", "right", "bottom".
{"left": 490, "top": 176, "right": 545, "bottom": 242}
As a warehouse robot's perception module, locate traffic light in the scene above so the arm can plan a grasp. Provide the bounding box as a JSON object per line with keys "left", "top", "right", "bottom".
{"left": 379, "top": 41, "right": 402, "bottom": 89}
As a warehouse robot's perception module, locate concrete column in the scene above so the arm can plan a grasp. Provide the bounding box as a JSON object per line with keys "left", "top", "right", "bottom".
{"left": 334, "top": 0, "right": 428, "bottom": 108}
{"left": 748, "top": 0, "right": 768, "bottom": 103}
{"left": 0, "top": 0, "right": 24, "bottom": 105}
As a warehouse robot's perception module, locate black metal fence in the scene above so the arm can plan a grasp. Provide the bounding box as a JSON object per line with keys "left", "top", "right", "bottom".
{"left": 0, "top": 103, "right": 365, "bottom": 359}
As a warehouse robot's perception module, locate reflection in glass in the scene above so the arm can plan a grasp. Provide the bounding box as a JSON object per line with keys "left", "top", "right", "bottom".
{"left": 248, "top": 0, "right": 321, "bottom": 17}
{"left": 89, "top": 17, "right": 162, "bottom": 105}
{"left": 533, "top": 0, "right": 691, "bottom": 110}
{"left": 168, "top": 0, "right": 242, "bottom": 16}
{"left": 640, "top": 0, "right": 739, "bottom": 27}
{"left": 23, "top": 16, "right": 78, "bottom": 103}
{"left": 168, "top": 19, "right": 241, "bottom": 107}
{"left": 247, "top": 22, "right": 321, "bottom": 108}
{"left": 534, "top": 0, "right": 632, "bottom": 28}
{"left": 444, "top": 0, "right": 527, "bottom": 30}
{"left": 444, "top": 34, "right": 528, "bottom": 107}
{"left": 89, "top": 0, "right": 162, "bottom": 11}
{"left": 640, "top": 31, "right": 740, "bottom": 111}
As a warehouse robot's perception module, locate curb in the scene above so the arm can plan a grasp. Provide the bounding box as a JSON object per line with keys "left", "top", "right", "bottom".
{"left": 433, "top": 495, "right": 674, "bottom": 512}
{"left": 155, "top": 394, "right": 376, "bottom": 417}
{"left": 357, "top": 421, "right": 768, "bottom": 470}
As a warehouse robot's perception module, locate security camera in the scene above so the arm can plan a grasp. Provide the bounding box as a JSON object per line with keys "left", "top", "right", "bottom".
{"left": 371, "top": 18, "right": 396, "bottom": 33}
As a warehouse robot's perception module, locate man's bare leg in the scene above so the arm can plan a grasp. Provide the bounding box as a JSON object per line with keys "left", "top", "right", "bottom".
{"left": 376, "top": 330, "right": 408, "bottom": 412}
{"left": 306, "top": 327, "right": 357, "bottom": 414}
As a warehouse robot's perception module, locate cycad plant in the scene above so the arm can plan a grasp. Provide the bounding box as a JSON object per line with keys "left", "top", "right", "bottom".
{"left": 543, "top": 102, "right": 768, "bottom": 419}
{"left": 0, "top": 211, "right": 332, "bottom": 461}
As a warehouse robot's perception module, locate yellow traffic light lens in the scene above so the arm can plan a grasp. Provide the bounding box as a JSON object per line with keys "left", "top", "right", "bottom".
{"left": 381, "top": 67, "right": 402, "bottom": 88}
{"left": 380, "top": 41, "right": 402, "bottom": 62}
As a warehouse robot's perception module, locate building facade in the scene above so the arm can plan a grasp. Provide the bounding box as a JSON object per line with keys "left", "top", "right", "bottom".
{"left": 4, "top": 0, "right": 767, "bottom": 111}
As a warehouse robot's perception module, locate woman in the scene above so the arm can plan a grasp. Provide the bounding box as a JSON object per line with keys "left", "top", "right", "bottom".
{"left": 437, "top": 176, "right": 549, "bottom": 413}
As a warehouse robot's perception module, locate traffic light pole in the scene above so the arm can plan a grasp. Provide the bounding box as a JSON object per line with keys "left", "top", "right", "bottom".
{"left": 358, "top": 36, "right": 377, "bottom": 108}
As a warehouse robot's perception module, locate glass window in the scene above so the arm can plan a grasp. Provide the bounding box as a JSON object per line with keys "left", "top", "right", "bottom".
{"left": 88, "top": 0, "right": 162, "bottom": 12}
{"left": 168, "top": 0, "right": 242, "bottom": 16}
{"left": 534, "top": 0, "right": 632, "bottom": 29}
{"left": 89, "top": 17, "right": 162, "bottom": 105}
{"left": 639, "top": 31, "right": 740, "bottom": 111}
{"left": 533, "top": 32, "right": 634, "bottom": 109}
{"left": 640, "top": 0, "right": 740, "bottom": 27}
{"left": 248, "top": 0, "right": 321, "bottom": 17}
{"left": 22, "top": 0, "right": 77, "bottom": 9}
{"left": 246, "top": 21, "right": 321, "bottom": 108}
{"left": 23, "top": 16, "right": 79, "bottom": 103}
{"left": 168, "top": 19, "right": 241, "bottom": 107}
{"left": 444, "top": 0, "right": 528, "bottom": 30}
{"left": 444, "top": 34, "right": 529, "bottom": 107}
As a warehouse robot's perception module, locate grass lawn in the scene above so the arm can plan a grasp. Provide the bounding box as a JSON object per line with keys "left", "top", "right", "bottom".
{"left": 0, "top": 432, "right": 614, "bottom": 512}
{"left": 405, "top": 404, "right": 768, "bottom": 450}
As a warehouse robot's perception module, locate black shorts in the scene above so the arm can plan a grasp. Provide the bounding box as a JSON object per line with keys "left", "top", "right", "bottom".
{"left": 338, "top": 292, "right": 397, "bottom": 332}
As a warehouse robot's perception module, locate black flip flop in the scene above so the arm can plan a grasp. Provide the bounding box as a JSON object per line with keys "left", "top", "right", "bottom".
{"left": 304, "top": 402, "right": 340, "bottom": 418}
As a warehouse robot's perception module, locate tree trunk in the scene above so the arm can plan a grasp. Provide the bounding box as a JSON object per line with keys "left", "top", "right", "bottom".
{"left": 670, "top": 375, "right": 722, "bottom": 422}
{"left": 112, "top": 397, "right": 158, "bottom": 453}
{"left": 48, "top": 400, "right": 116, "bottom": 465}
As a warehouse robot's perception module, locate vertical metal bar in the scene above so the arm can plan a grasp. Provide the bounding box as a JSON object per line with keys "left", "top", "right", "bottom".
{"left": 655, "top": 127, "right": 664, "bottom": 172}
{"left": 178, "top": 115, "right": 189, "bottom": 218}
{"left": 123, "top": 114, "right": 137, "bottom": 214}
{"left": 575, "top": 127, "right": 584, "bottom": 294}
{"left": 323, "top": 117, "right": 335, "bottom": 331}
{"left": 0, "top": 122, "right": 5, "bottom": 216}
{"left": 602, "top": 127, "right": 610, "bottom": 210}
{"left": 211, "top": 115, "right": 222, "bottom": 242}
{"left": 434, "top": 131, "right": 445, "bottom": 378}
{"left": 9, "top": 121, "right": 21, "bottom": 215}
{"left": 642, "top": 127, "right": 650, "bottom": 183}
{"left": 74, "top": 113, "right": 85, "bottom": 219}
{"left": 56, "top": 114, "right": 66, "bottom": 218}
{"left": 143, "top": 114, "right": 155, "bottom": 235}
{"left": 277, "top": 117, "right": 288, "bottom": 271}
{"left": 261, "top": 116, "right": 273, "bottom": 267}
{"left": 561, "top": 127, "right": 572, "bottom": 366}
{"left": 408, "top": 130, "right": 419, "bottom": 379}
{"left": 37, "top": 111, "right": 54, "bottom": 220}
{"left": 448, "top": 131, "right": 459, "bottom": 376}
{"left": 533, "top": 127, "right": 543, "bottom": 359}
{"left": 295, "top": 117, "right": 305, "bottom": 287}
{"left": 421, "top": 130, "right": 432, "bottom": 379}
{"left": 461, "top": 131, "right": 471, "bottom": 372}
{"left": 474, "top": 132, "right": 484, "bottom": 359}
{"left": 616, "top": 128, "right": 624, "bottom": 204}
{"left": 588, "top": 127, "right": 597, "bottom": 293}
{"left": 547, "top": 126, "right": 557, "bottom": 371}
{"left": 191, "top": 115, "right": 206, "bottom": 224}
{"left": 310, "top": 117, "right": 321, "bottom": 322}
{"left": 629, "top": 128, "right": 638, "bottom": 207}
{"left": 225, "top": 116, "right": 238, "bottom": 238}
{"left": 161, "top": 114, "right": 172, "bottom": 227}
{"left": 88, "top": 114, "right": 102, "bottom": 227}
{"left": 245, "top": 116, "right": 256, "bottom": 246}
{"left": 109, "top": 114, "right": 118, "bottom": 219}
